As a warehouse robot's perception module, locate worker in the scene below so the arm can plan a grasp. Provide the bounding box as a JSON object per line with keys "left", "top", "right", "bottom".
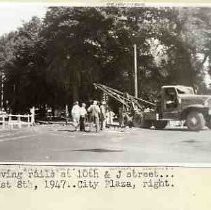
{"left": 65, "top": 105, "right": 69, "bottom": 125}
{"left": 118, "top": 107, "right": 124, "bottom": 127}
{"left": 165, "top": 89, "right": 177, "bottom": 109}
{"left": 80, "top": 103, "right": 87, "bottom": 131}
{"left": 106, "top": 108, "right": 115, "bottom": 125}
{"left": 71, "top": 101, "right": 80, "bottom": 130}
{"left": 87, "top": 100, "right": 101, "bottom": 132}
{"left": 30, "top": 107, "right": 35, "bottom": 125}
{"left": 100, "top": 101, "right": 107, "bottom": 130}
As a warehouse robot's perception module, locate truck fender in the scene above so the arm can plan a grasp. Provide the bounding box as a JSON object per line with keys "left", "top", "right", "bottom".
{"left": 181, "top": 105, "right": 207, "bottom": 120}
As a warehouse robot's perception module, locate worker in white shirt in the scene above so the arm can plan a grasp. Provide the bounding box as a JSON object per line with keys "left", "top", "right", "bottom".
{"left": 71, "top": 101, "right": 80, "bottom": 130}
{"left": 106, "top": 108, "right": 115, "bottom": 125}
{"left": 30, "top": 106, "right": 35, "bottom": 125}
{"left": 80, "top": 103, "right": 87, "bottom": 131}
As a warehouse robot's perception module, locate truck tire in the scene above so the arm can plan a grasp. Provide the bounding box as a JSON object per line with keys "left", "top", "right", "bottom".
{"left": 207, "top": 118, "right": 211, "bottom": 129}
{"left": 186, "top": 111, "right": 205, "bottom": 131}
{"left": 140, "top": 120, "right": 152, "bottom": 129}
{"left": 123, "top": 114, "right": 133, "bottom": 127}
{"left": 154, "top": 120, "right": 168, "bottom": 130}
{"left": 132, "top": 114, "right": 143, "bottom": 127}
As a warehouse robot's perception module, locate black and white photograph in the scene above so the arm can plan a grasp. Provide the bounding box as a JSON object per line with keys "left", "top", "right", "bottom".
{"left": 0, "top": 3, "right": 211, "bottom": 164}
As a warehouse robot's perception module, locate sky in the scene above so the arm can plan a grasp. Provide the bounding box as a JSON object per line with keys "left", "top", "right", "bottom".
{"left": 0, "top": 3, "right": 47, "bottom": 35}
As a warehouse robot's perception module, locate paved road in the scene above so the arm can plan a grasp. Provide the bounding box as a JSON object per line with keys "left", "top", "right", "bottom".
{"left": 0, "top": 124, "right": 210, "bottom": 164}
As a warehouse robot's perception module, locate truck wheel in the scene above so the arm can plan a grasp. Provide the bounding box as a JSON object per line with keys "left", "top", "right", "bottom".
{"left": 154, "top": 120, "right": 168, "bottom": 130}
{"left": 207, "top": 118, "right": 211, "bottom": 129}
{"left": 186, "top": 111, "right": 205, "bottom": 131}
{"left": 132, "top": 114, "right": 143, "bottom": 127}
{"left": 140, "top": 120, "right": 152, "bottom": 129}
{"left": 123, "top": 114, "right": 133, "bottom": 127}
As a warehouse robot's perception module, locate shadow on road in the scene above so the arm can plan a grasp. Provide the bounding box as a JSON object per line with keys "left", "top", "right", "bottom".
{"left": 72, "top": 148, "right": 123, "bottom": 153}
{"left": 182, "top": 139, "right": 198, "bottom": 143}
{"left": 57, "top": 129, "right": 76, "bottom": 132}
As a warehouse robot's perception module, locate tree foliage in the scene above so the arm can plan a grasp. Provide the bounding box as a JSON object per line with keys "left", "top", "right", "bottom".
{"left": 0, "top": 7, "right": 211, "bottom": 113}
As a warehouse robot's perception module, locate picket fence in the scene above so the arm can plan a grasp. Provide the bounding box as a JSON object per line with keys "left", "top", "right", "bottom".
{"left": 0, "top": 114, "right": 35, "bottom": 129}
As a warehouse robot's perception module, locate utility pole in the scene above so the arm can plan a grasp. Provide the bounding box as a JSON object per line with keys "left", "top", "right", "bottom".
{"left": 1, "top": 71, "right": 4, "bottom": 110}
{"left": 133, "top": 44, "right": 138, "bottom": 98}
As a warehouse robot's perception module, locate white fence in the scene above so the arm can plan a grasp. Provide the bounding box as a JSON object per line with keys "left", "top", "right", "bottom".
{"left": 0, "top": 114, "right": 35, "bottom": 129}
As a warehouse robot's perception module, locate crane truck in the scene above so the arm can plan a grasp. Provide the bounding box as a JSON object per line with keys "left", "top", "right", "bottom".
{"left": 94, "top": 83, "right": 211, "bottom": 131}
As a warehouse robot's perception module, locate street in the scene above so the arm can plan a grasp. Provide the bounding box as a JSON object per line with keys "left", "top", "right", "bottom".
{"left": 0, "top": 124, "right": 210, "bottom": 164}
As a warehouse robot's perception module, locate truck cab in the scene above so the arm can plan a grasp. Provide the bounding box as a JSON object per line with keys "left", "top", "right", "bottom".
{"left": 161, "top": 85, "right": 194, "bottom": 119}
{"left": 156, "top": 85, "right": 211, "bottom": 130}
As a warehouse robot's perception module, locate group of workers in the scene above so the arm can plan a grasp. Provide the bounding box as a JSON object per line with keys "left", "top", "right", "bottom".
{"left": 71, "top": 100, "right": 115, "bottom": 132}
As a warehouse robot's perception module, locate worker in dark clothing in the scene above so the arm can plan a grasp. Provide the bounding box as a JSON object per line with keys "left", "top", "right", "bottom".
{"left": 100, "top": 101, "right": 106, "bottom": 130}
{"left": 87, "top": 100, "right": 101, "bottom": 132}
{"left": 80, "top": 103, "right": 87, "bottom": 131}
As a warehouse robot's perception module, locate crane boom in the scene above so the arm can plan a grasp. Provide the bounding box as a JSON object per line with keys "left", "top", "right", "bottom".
{"left": 93, "top": 83, "right": 156, "bottom": 111}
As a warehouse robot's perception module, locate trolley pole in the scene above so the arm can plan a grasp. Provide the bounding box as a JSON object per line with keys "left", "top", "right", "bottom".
{"left": 1, "top": 72, "right": 4, "bottom": 110}
{"left": 133, "top": 44, "right": 138, "bottom": 98}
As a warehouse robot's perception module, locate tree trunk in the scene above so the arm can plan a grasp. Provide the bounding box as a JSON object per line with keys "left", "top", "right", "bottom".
{"left": 72, "top": 68, "right": 81, "bottom": 102}
{"left": 72, "top": 82, "right": 79, "bottom": 102}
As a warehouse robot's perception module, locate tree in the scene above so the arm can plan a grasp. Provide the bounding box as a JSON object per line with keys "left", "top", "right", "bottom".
{"left": 2, "top": 17, "right": 48, "bottom": 112}
{"left": 0, "top": 7, "right": 210, "bottom": 113}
